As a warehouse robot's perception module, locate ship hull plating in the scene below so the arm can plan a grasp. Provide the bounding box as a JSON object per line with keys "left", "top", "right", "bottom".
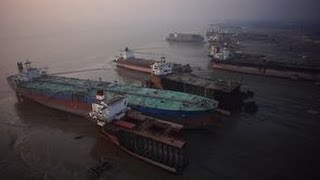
{"left": 211, "top": 60, "right": 320, "bottom": 81}
{"left": 116, "top": 63, "right": 151, "bottom": 73}
{"left": 9, "top": 82, "right": 216, "bottom": 128}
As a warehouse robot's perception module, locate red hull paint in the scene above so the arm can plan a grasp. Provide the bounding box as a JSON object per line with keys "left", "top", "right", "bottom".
{"left": 212, "top": 62, "right": 320, "bottom": 81}
{"left": 21, "top": 92, "right": 91, "bottom": 116}
{"left": 116, "top": 63, "right": 151, "bottom": 73}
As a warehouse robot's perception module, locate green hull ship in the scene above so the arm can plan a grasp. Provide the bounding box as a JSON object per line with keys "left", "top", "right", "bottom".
{"left": 7, "top": 61, "right": 219, "bottom": 128}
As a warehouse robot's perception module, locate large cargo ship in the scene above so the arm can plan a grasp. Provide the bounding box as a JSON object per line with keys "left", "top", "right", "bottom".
{"left": 166, "top": 32, "right": 204, "bottom": 43}
{"left": 209, "top": 49, "right": 320, "bottom": 81}
{"left": 114, "top": 47, "right": 192, "bottom": 74}
{"left": 7, "top": 61, "right": 218, "bottom": 128}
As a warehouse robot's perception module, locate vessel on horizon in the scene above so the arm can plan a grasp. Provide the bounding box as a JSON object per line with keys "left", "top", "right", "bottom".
{"left": 166, "top": 32, "right": 205, "bottom": 43}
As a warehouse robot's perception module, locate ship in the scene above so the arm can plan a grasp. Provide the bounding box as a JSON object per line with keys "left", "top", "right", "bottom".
{"left": 7, "top": 61, "right": 218, "bottom": 128}
{"left": 114, "top": 47, "right": 192, "bottom": 73}
{"left": 209, "top": 47, "right": 320, "bottom": 81}
{"left": 166, "top": 32, "right": 204, "bottom": 43}
{"left": 88, "top": 90, "right": 187, "bottom": 174}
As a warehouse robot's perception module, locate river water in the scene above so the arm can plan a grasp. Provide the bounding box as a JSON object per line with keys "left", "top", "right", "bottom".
{"left": 0, "top": 22, "right": 320, "bottom": 179}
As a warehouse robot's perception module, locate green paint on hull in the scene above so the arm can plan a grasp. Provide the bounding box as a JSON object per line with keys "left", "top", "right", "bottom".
{"left": 8, "top": 75, "right": 218, "bottom": 112}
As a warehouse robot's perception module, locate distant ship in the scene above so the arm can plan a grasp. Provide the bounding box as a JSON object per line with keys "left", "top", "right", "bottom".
{"left": 7, "top": 61, "right": 218, "bottom": 128}
{"left": 114, "top": 47, "right": 192, "bottom": 73}
{"left": 209, "top": 47, "right": 320, "bottom": 81}
{"left": 166, "top": 32, "right": 204, "bottom": 43}
{"left": 207, "top": 25, "right": 320, "bottom": 81}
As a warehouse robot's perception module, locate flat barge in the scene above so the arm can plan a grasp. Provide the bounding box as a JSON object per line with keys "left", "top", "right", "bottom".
{"left": 148, "top": 72, "right": 256, "bottom": 113}
{"left": 88, "top": 91, "right": 187, "bottom": 174}
{"left": 100, "top": 110, "right": 187, "bottom": 174}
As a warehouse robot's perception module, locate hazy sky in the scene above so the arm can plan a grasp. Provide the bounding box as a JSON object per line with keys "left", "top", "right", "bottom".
{"left": 1, "top": 0, "right": 319, "bottom": 35}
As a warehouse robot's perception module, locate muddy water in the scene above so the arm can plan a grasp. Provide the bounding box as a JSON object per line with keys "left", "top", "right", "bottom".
{"left": 0, "top": 23, "right": 320, "bottom": 179}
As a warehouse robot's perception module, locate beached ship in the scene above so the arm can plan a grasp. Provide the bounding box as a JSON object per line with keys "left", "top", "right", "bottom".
{"left": 166, "top": 32, "right": 204, "bottom": 43}
{"left": 7, "top": 61, "right": 218, "bottom": 128}
{"left": 208, "top": 47, "right": 320, "bottom": 81}
{"left": 114, "top": 47, "right": 192, "bottom": 74}
{"left": 87, "top": 89, "right": 187, "bottom": 174}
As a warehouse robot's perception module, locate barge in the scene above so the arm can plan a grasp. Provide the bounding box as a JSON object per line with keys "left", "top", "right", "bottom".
{"left": 7, "top": 61, "right": 218, "bottom": 128}
{"left": 148, "top": 61, "right": 257, "bottom": 114}
{"left": 88, "top": 90, "right": 187, "bottom": 174}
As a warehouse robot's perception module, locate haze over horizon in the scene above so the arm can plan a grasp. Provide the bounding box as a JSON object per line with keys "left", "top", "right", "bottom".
{"left": 1, "top": 0, "right": 319, "bottom": 38}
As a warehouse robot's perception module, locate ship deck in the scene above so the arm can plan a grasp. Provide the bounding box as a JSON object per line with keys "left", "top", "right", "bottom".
{"left": 165, "top": 73, "right": 241, "bottom": 93}
{"left": 125, "top": 110, "right": 185, "bottom": 148}
{"left": 15, "top": 75, "right": 217, "bottom": 112}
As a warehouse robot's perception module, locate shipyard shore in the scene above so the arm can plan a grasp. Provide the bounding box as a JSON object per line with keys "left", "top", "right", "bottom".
{"left": 1, "top": 22, "right": 320, "bottom": 179}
